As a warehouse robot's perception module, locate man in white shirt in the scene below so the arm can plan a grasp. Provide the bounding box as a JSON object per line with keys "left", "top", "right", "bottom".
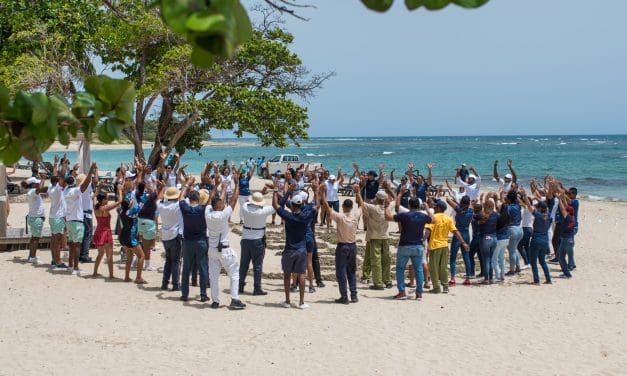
{"left": 239, "top": 192, "right": 275, "bottom": 295}
{"left": 49, "top": 155, "right": 67, "bottom": 269}
{"left": 205, "top": 177, "right": 245, "bottom": 309}
{"left": 158, "top": 184, "right": 184, "bottom": 291}
{"left": 64, "top": 163, "right": 97, "bottom": 274}
{"left": 456, "top": 166, "right": 481, "bottom": 202}
{"left": 324, "top": 169, "right": 344, "bottom": 229}
{"left": 79, "top": 169, "right": 98, "bottom": 263}
{"left": 493, "top": 159, "right": 517, "bottom": 192}
{"left": 25, "top": 176, "right": 48, "bottom": 264}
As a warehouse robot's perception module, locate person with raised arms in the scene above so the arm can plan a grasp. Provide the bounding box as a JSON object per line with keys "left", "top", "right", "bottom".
{"left": 24, "top": 173, "right": 48, "bottom": 264}
{"left": 48, "top": 155, "right": 68, "bottom": 269}
{"left": 493, "top": 159, "right": 517, "bottom": 192}
{"left": 92, "top": 182, "right": 123, "bottom": 279}
{"left": 456, "top": 166, "right": 481, "bottom": 202}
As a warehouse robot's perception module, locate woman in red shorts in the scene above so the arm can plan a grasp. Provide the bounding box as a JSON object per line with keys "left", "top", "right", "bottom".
{"left": 92, "top": 183, "right": 123, "bottom": 278}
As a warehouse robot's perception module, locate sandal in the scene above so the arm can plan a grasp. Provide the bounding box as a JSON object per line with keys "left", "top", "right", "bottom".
{"left": 123, "top": 278, "right": 132, "bottom": 282}
{"left": 406, "top": 282, "right": 416, "bottom": 288}
{"left": 134, "top": 278, "right": 147, "bottom": 284}
{"left": 462, "top": 279, "right": 471, "bottom": 286}
{"left": 448, "top": 279, "right": 456, "bottom": 286}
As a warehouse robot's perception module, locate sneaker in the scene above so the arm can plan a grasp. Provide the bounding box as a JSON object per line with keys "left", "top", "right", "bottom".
{"left": 171, "top": 285, "right": 180, "bottom": 292}
{"left": 253, "top": 290, "right": 268, "bottom": 296}
{"left": 543, "top": 280, "right": 552, "bottom": 284}
{"left": 210, "top": 302, "right": 220, "bottom": 309}
{"left": 369, "top": 285, "right": 385, "bottom": 290}
{"left": 443, "top": 287, "right": 449, "bottom": 294}
{"left": 393, "top": 292, "right": 407, "bottom": 300}
{"left": 157, "top": 267, "right": 164, "bottom": 273}
{"left": 290, "top": 286, "right": 298, "bottom": 293}
{"left": 161, "top": 284, "right": 169, "bottom": 290}
{"left": 350, "top": 295, "right": 359, "bottom": 303}
{"left": 229, "top": 299, "right": 246, "bottom": 310}
{"left": 385, "top": 282, "right": 393, "bottom": 289}
{"left": 520, "top": 264, "right": 530, "bottom": 270}
{"left": 463, "top": 279, "right": 471, "bottom": 286}
{"left": 200, "top": 296, "right": 210, "bottom": 302}
{"left": 415, "top": 294, "right": 423, "bottom": 301}
{"left": 180, "top": 296, "right": 188, "bottom": 302}
{"left": 72, "top": 269, "right": 79, "bottom": 276}
{"left": 316, "top": 281, "right": 326, "bottom": 288}
{"left": 559, "top": 274, "right": 572, "bottom": 279}
{"left": 145, "top": 265, "right": 157, "bottom": 272}
{"left": 505, "top": 271, "right": 516, "bottom": 276}
{"left": 548, "top": 258, "right": 559, "bottom": 264}
{"left": 308, "top": 287, "right": 316, "bottom": 293}
{"left": 568, "top": 266, "right": 576, "bottom": 271}
{"left": 28, "top": 257, "right": 39, "bottom": 264}
{"left": 298, "top": 303, "right": 309, "bottom": 310}
{"left": 79, "top": 257, "right": 94, "bottom": 263}
{"left": 428, "top": 289, "right": 441, "bottom": 294}
{"left": 335, "top": 297, "right": 350, "bottom": 304}
{"left": 281, "top": 301, "right": 291, "bottom": 308}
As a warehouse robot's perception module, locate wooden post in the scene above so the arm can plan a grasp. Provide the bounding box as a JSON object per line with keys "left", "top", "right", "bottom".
{"left": 0, "top": 164, "right": 7, "bottom": 251}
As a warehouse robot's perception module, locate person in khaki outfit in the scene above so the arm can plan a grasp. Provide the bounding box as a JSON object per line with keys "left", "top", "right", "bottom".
{"left": 354, "top": 185, "right": 392, "bottom": 290}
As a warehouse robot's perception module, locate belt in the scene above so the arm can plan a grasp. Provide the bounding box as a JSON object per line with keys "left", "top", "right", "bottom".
{"left": 84, "top": 210, "right": 93, "bottom": 214}
{"left": 337, "top": 242, "right": 356, "bottom": 246}
{"left": 70, "top": 220, "right": 83, "bottom": 223}
{"left": 243, "top": 226, "right": 266, "bottom": 231}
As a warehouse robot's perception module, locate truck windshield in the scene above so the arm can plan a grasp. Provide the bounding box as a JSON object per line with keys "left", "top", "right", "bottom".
{"left": 269, "top": 156, "right": 280, "bottom": 162}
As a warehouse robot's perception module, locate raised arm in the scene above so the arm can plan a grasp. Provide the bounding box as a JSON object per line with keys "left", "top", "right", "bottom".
{"left": 378, "top": 164, "right": 385, "bottom": 185}
{"left": 229, "top": 170, "right": 240, "bottom": 209}
{"left": 80, "top": 163, "right": 97, "bottom": 193}
{"left": 180, "top": 175, "right": 195, "bottom": 200}
{"left": 493, "top": 160, "right": 499, "bottom": 181}
{"left": 353, "top": 184, "right": 364, "bottom": 208}
{"left": 337, "top": 166, "right": 344, "bottom": 186}
{"left": 426, "top": 163, "right": 433, "bottom": 186}
{"left": 507, "top": 159, "right": 517, "bottom": 183}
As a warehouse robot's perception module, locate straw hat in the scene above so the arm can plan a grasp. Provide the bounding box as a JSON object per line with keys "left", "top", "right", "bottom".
{"left": 164, "top": 187, "right": 180, "bottom": 200}
{"left": 76, "top": 174, "right": 87, "bottom": 186}
{"left": 249, "top": 192, "right": 265, "bottom": 205}
{"left": 198, "top": 189, "right": 210, "bottom": 206}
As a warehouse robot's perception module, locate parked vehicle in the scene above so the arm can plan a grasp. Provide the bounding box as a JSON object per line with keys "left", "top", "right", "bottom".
{"left": 262, "top": 154, "right": 322, "bottom": 179}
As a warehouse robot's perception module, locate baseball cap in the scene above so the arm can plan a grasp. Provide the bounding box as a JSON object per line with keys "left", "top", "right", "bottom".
{"left": 26, "top": 177, "right": 41, "bottom": 185}
{"left": 367, "top": 170, "right": 378, "bottom": 177}
{"left": 504, "top": 173, "right": 513, "bottom": 180}
{"left": 291, "top": 195, "right": 303, "bottom": 205}
{"left": 328, "top": 175, "right": 336, "bottom": 180}
{"left": 125, "top": 171, "right": 136, "bottom": 179}
{"left": 468, "top": 174, "right": 477, "bottom": 180}
{"left": 375, "top": 191, "right": 387, "bottom": 200}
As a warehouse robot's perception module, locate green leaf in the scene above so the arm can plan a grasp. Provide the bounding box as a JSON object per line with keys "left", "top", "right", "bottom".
{"left": 190, "top": 43, "right": 216, "bottom": 68}
{"left": 30, "top": 93, "right": 57, "bottom": 139}
{"left": 106, "top": 118, "right": 124, "bottom": 139}
{"left": 185, "top": 12, "right": 227, "bottom": 33}
{"left": 101, "top": 78, "right": 135, "bottom": 122}
{"left": 58, "top": 127, "right": 70, "bottom": 146}
{"left": 405, "top": 0, "right": 423, "bottom": 10}
{"left": 50, "top": 95, "right": 79, "bottom": 126}
{"left": 423, "top": 0, "right": 451, "bottom": 10}
{"left": 232, "top": 0, "right": 252, "bottom": 44}
{"left": 73, "top": 92, "right": 96, "bottom": 109}
{"left": 452, "top": 0, "right": 489, "bottom": 8}
{"left": 84, "top": 76, "right": 104, "bottom": 101}
{"left": 12, "top": 91, "right": 33, "bottom": 123}
{"left": 97, "top": 124, "right": 114, "bottom": 144}
{"left": 361, "top": 0, "right": 394, "bottom": 12}
{"left": 0, "top": 85, "right": 9, "bottom": 113}
{"left": 0, "top": 141, "right": 21, "bottom": 164}
{"left": 161, "top": 0, "right": 196, "bottom": 34}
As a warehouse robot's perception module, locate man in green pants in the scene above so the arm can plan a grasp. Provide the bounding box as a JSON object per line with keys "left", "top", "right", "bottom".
{"left": 425, "top": 200, "right": 469, "bottom": 293}
{"left": 354, "top": 185, "right": 391, "bottom": 290}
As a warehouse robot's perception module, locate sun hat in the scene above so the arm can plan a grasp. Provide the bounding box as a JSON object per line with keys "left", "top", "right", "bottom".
{"left": 198, "top": 189, "right": 210, "bottom": 206}
{"left": 375, "top": 191, "right": 387, "bottom": 200}
{"left": 249, "top": 192, "right": 265, "bottom": 205}
{"left": 76, "top": 174, "right": 87, "bottom": 186}
{"left": 164, "top": 187, "right": 180, "bottom": 200}
{"left": 25, "top": 177, "right": 40, "bottom": 185}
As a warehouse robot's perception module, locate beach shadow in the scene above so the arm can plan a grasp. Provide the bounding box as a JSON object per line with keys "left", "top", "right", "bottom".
{"left": 155, "top": 292, "right": 209, "bottom": 309}
{"left": 8, "top": 257, "right": 30, "bottom": 265}
{"left": 246, "top": 301, "right": 291, "bottom": 309}
{"left": 103, "top": 277, "right": 126, "bottom": 283}
{"left": 136, "top": 285, "right": 163, "bottom": 292}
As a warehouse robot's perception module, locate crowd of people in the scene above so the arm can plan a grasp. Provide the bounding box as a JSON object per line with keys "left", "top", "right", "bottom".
{"left": 15, "top": 152, "right": 580, "bottom": 309}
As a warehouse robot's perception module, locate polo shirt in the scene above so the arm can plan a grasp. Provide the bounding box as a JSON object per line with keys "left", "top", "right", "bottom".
{"left": 158, "top": 200, "right": 183, "bottom": 241}
{"left": 363, "top": 202, "right": 389, "bottom": 240}
{"left": 277, "top": 207, "right": 314, "bottom": 251}
{"left": 205, "top": 206, "right": 232, "bottom": 249}
{"left": 425, "top": 213, "right": 457, "bottom": 250}
{"left": 240, "top": 202, "right": 275, "bottom": 240}
{"left": 328, "top": 209, "right": 361, "bottom": 244}
{"left": 394, "top": 210, "right": 431, "bottom": 246}
{"left": 179, "top": 201, "right": 207, "bottom": 241}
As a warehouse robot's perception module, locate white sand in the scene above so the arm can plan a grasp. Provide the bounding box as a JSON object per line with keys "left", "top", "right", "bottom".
{"left": 1, "top": 178, "right": 626, "bottom": 375}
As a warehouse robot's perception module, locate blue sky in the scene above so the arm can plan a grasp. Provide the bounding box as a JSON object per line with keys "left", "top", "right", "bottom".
{"left": 266, "top": 0, "right": 627, "bottom": 137}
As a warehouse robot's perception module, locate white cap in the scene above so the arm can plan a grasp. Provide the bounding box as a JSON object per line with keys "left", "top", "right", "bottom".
{"left": 468, "top": 174, "right": 477, "bottom": 180}
{"left": 504, "top": 173, "right": 513, "bottom": 180}
{"left": 461, "top": 163, "right": 467, "bottom": 167}
{"left": 125, "top": 171, "right": 136, "bottom": 179}
{"left": 328, "top": 175, "right": 336, "bottom": 180}
{"left": 299, "top": 191, "right": 309, "bottom": 202}
{"left": 26, "top": 177, "right": 40, "bottom": 185}
{"left": 375, "top": 190, "right": 387, "bottom": 200}
{"left": 291, "top": 195, "right": 303, "bottom": 205}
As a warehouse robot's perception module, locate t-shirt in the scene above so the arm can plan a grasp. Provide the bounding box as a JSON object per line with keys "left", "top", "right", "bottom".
{"left": 571, "top": 199, "right": 580, "bottom": 226}
{"left": 521, "top": 208, "right": 534, "bottom": 228}
{"left": 64, "top": 186, "right": 84, "bottom": 221}
{"left": 453, "top": 206, "right": 474, "bottom": 233}
{"left": 158, "top": 200, "right": 183, "bottom": 241}
{"left": 240, "top": 203, "right": 275, "bottom": 240}
{"left": 363, "top": 202, "right": 389, "bottom": 240}
{"left": 27, "top": 189, "right": 45, "bottom": 218}
{"left": 531, "top": 211, "right": 552, "bottom": 244}
{"left": 412, "top": 182, "right": 428, "bottom": 202}
{"left": 508, "top": 204, "right": 522, "bottom": 226}
{"left": 497, "top": 178, "right": 513, "bottom": 192}
{"left": 277, "top": 207, "right": 315, "bottom": 251}
{"left": 425, "top": 213, "right": 457, "bottom": 250}
{"left": 362, "top": 179, "right": 379, "bottom": 200}
{"left": 205, "top": 206, "right": 232, "bottom": 249}
{"left": 81, "top": 184, "right": 93, "bottom": 218}
{"left": 239, "top": 176, "right": 251, "bottom": 197}
{"left": 496, "top": 221, "right": 509, "bottom": 240}
{"left": 179, "top": 201, "right": 207, "bottom": 241}
{"left": 329, "top": 209, "right": 361, "bottom": 244}
{"left": 394, "top": 211, "right": 431, "bottom": 246}
{"left": 477, "top": 212, "right": 499, "bottom": 237}
{"left": 220, "top": 174, "right": 233, "bottom": 193}
{"left": 325, "top": 180, "right": 340, "bottom": 202}
{"left": 48, "top": 183, "right": 66, "bottom": 219}
{"left": 559, "top": 214, "right": 576, "bottom": 238}
{"left": 458, "top": 175, "right": 481, "bottom": 201}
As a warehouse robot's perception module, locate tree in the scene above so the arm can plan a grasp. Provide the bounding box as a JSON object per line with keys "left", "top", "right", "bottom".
{"left": 95, "top": 3, "right": 331, "bottom": 166}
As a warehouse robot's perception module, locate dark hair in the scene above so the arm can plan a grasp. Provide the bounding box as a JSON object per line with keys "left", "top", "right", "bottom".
{"left": 65, "top": 176, "right": 75, "bottom": 186}
{"left": 135, "top": 182, "right": 145, "bottom": 202}
{"left": 460, "top": 195, "right": 471, "bottom": 208}
{"left": 188, "top": 191, "right": 200, "bottom": 202}
{"left": 408, "top": 197, "right": 421, "bottom": 210}
{"left": 51, "top": 176, "right": 59, "bottom": 185}
{"left": 342, "top": 199, "right": 353, "bottom": 209}
{"left": 506, "top": 191, "right": 518, "bottom": 204}
{"left": 95, "top": 193, "right": 108, "bottom": 210}
{"left": 569, "top": 187, "right": 578, "bottom": 196}
{"left": 211, "top": 197, "right": 222, "bottom": 208}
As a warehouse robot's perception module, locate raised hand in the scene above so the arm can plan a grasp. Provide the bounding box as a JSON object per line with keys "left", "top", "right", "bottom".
{"left": 494, "top": 160, "right": 498, "bottom": 165}
{"left": 427, "top": 163, "right": 434, "bottom": 170}
{"left": 159, "top": 152, "right": 167, "bottom": 161}
{"left": 507, "top": 159, "right": 513, "bottom": 167}
{"left": 352, "top": 184, "right": 360, "bottom": 193}
{"left": 53, "top": 154, "right": 59, "bottom": 164}
{"left": 379, "top": 163, "right": 384, "bottom": 171}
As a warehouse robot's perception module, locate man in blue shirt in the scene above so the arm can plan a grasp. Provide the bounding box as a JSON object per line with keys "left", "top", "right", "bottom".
{"left": 273, "top": 188, "right": 316, "bottom": 309}
{"left": 179, "top": 176, "right": 211, "bottom": 303}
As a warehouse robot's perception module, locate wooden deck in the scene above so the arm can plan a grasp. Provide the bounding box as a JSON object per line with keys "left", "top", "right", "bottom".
{"left": 0, "top": 227, "right": 51, "bottom": 252}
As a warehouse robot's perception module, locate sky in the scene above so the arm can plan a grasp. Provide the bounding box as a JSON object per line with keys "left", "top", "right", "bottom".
{"left": 257, "top": 0, "right": 627, "bottom": 137}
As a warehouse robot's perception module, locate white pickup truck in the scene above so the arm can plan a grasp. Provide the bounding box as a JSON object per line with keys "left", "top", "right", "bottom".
{"left": 262, "top": 154, "right": 322, "bottom": 178}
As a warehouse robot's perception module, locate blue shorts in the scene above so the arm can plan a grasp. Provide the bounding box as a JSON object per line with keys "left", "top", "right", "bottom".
{"left": 138, "top": 218, "right": 157, "bottom": 240}
{"left": 27, "top": 216, "right": 44, "bottom": 238}
{"left": 281, "top": 248, "right": 307, "bottom": 274}
{"left": 49, "top": 217, "right": 66, "bottom": 235}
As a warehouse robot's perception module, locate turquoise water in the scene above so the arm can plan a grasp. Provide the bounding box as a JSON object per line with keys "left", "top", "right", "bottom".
{"left": 43, "top": 135, "right": 627, "bottom": 200}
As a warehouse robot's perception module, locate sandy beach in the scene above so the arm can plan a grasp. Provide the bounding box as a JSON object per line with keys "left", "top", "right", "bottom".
{"left": 1, "top": 177, "right": 626, "bottom": 375}
{"left": 46, "top": 139, "right": 255, "bottom": 153}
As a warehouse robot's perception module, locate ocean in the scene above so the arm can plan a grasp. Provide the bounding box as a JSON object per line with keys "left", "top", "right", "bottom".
{"left": 42, "top": 135, "right": 627, "bottom": 201}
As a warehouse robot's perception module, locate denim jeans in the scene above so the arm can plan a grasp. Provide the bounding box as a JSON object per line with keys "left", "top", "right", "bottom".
{"left": 528, "top": 240, "right": 551, "bottom": 283}
{"left": 450, "top": 231, "right": 471, "bottom": 278}
{"left": 557, "top": 237, "right": 574, "bottom": 277}
{"left": 181, "top": 238, "right": 209, "bottom": 298}
{"left": 507, "top": 226, "right": 523, "bottom": 270}
{"left": 480, "top": 236, "right": 497, "bottom": 281}
{"left": 469, "top": 236, "right": 482, "bottom": 277}
{"left": 396, "top": 244, "right": 425, "bottom": 294}
{"left": 162, "top": 235, "right": 182, "bottom": 288}
{"left": 80, "top": 216, "right": 93, "bottom": 259}
{"left": 335, "top": 243, "right": 358, "bottom": 298}
{"left": 493, "top": 239, "right": 508, "bottom": 279}
{"left": 239, "top": 238, "right": 265, "bottom": 291}
{"left": 517, "top": 227, "right": 532, "bottom": 265}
